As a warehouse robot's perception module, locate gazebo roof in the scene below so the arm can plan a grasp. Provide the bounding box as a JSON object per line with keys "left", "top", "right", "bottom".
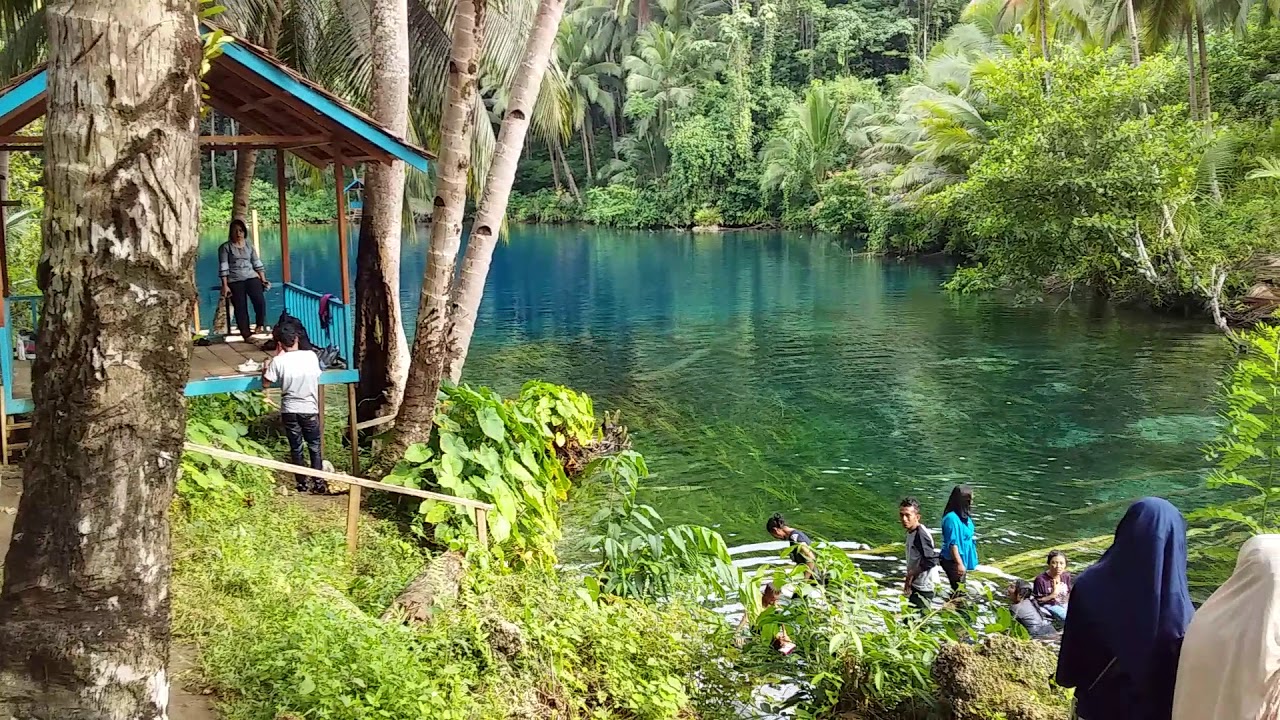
{"left": 0, "top": 24, "right": 431, "bottom": 173}
{"left": 345, "top": 178, "right": 365, "bottom": 192}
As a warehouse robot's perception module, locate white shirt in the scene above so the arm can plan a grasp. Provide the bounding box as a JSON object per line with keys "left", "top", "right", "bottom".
{"left": 264, "top": 349, "right": 322, "bottom": 414}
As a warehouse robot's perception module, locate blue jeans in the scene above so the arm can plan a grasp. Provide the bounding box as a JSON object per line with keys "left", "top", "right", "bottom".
{"left": 1045, "top": 604, "right": 1067, "bottom": 622}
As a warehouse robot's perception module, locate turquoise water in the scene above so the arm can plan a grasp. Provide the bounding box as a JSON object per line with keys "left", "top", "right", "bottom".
{"left": 198, "top": 224, "right": 1229, "bottom": 560}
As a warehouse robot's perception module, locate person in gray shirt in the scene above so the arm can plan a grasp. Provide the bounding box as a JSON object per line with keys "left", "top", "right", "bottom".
{"left": 1008, "top": 579, "right": 1059, "bottom": 640}
{"left": 900, "top": 497, "right": 939, "bottom": 611}
{"left": 218, "top": 218, "right": 270, "bottom": 340}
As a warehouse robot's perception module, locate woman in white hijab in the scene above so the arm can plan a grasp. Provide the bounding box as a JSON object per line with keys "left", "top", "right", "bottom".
{"left": 1173, "top": 534, "right": 1280, "bottom": 720}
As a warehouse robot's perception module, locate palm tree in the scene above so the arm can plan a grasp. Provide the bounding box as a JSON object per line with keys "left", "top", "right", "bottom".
{"left": 760, "top": 85, "right": 845, "bottom": 212}
{"left": 448, "top": 0, "right": 569, "bottom": 382}
{"left": 557, "top": 18, "right": 621, "bottom": 182}
{"left": 393, "top": 0, "right": 484, "bottom": 456}
{"left": 622, "top": 25, "right": 721, "bottom": 141}
{"left": 0, "top": 0, "right": 200, "bottom": 713}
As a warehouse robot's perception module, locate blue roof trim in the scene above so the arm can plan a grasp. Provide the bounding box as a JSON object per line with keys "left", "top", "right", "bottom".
{"left": 0, "top": 70, "right": 45, "bottom": 121}
{"left": 215, "top": 39, "right": 430, "bottom": 173}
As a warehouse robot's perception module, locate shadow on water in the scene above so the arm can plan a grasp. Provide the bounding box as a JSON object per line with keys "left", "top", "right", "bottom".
{"left": 198, "top": 223, "right": 1230, "bottom": 561}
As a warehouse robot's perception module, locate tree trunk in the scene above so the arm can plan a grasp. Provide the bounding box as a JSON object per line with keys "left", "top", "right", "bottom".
{"left": 581, "top": 119, "right": 594, "bottom": 185}
{"left": 391, "top": 0, "right": 485, "bottom": 457}
{"left": 608, "top": 110, "right": 621, "bottom": 159}
{"left": 1037, "top": 0, "right": 1049, "bottom": 61}
{"left": 0, "top": 0, "right": 200, "bottom": 716}
{"left": 1125, "top": 0, "right": 1141, "bottom": 67}
{"left": 445, "top": 0, "right": 568, "bottom": 383}
{"left": 1185, "top": 20, "right": 1199, "bottom": 121}
{"left": 354, "top": 0, "right": 412, "bottom": 422}
{"left": 231, "top": 15, "right": 282, "bottom": 223}
{"left": 1195, "top": 10, "right": 1212, "bottom": 128}
{"left": 550, "top": 141, "right": 562, "bottom": 191}
{"left": 557, "top": 141, "right": 581, "bottom": 200}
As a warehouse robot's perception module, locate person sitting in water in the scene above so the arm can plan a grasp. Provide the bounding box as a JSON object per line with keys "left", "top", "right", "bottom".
{"left": 1008, "top": 579, "right": 1059, "bottom": 640}
{"left": 1034, "top": 550, "right": 1072, "bottom": 622}
{"left": 736, "top": 583, "right": 797, "bottom": 655}
{"left": 766, "top": 513, "right": 817, "bottom": 579}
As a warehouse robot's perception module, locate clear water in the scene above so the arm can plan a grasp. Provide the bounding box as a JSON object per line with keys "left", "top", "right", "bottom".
{"left": 198, "top": 223, "right": 1229, "bottom": 561}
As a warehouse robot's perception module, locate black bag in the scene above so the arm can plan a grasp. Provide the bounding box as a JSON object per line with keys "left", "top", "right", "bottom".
{"left": 268, "top": 311, "right": 312, "bottom": 351}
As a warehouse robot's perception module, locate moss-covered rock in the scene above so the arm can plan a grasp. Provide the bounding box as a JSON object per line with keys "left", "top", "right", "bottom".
{"left": 932, "top": 635, "right": 1070, "bottom": 720}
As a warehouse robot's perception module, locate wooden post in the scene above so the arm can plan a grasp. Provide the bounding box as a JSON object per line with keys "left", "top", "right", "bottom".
{"left": 251, "top": 208, "right": 261, "bottom": 259}
{"left": 476, "top": 508, "right": 488, "bottom": 548}
{"left": 334, "top": 161, "right": 350, "bottom": 304}
{"left": 0, "top": 197, "right": 9, "bottom": 298}
{"left": 277, "top": 148, "right": 290, "bottom": 284}
{"left": 317, "top": 384, "right": 325, "bottom": 454}
{"left": 345, "top": 382, "right": 361, "bottom": 557}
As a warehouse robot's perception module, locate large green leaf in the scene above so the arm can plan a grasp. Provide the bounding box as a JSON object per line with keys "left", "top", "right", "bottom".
{"left": 477, "top": 406, "right": 506, "bottom": 442}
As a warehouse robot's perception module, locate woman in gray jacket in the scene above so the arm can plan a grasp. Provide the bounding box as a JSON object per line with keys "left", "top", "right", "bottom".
{"left": 218, "top": 218, "right": 270, "bottom": 340}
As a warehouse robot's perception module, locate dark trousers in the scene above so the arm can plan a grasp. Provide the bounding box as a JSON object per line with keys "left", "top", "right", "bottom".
{"left": 941, "top": 557, "right": 965, "bottom": 593}
{"left": 282, "top": 412, "right": 325, "bottom": 493}
{"left": 227, "top": 277, "right": 266, "bottom": 339}
{"left": 907, "top": 588, "right": 935, "bottom": 611}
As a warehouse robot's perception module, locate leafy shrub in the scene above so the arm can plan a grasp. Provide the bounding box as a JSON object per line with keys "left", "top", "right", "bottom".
{"left": 582, "top": 184, "right": 644, "bottom": 226}
{"left": 693, "top": 206, "right": 723, "bottom": 227}
{"left": 179, "top": 394, "right": 275, "bottom": 512}
{"left": 812, "top": 170, "right": 872, "bottom": 240}
{"left": 867, "top": 200, "right": 948, "bottom": 255}
{"left": 507, "top": 188, "right": 582, "bottom": 224}
{"left": 1193, "top": 325, "right": 1280, "bottom": 536}
{"left": 384, "top": 382, "right": 600, "bottom": 567}
{"left": 585, "top": 451, "right": 738, "bottom": 600}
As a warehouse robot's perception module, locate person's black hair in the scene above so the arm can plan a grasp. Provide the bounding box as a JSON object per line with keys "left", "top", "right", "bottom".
{"left": 943, "top": 484, "right": 973, "bottom": 522}
{"left": 1047, "top": 550, "right": 1067, "bottom": 565}
{"left": 1011, "top": 579, "right": 1034, "bottom": 601}
{"left": 277, "top": 324, "right": 300, "bottom": 349}
{"left": 228, "top": 218, "right": 249, "bottom": 242}
{"left": 899, "top": 497, "right": 920, "bottom": 512}
{"left": 766, "top": 513, "right": 787, "bottom": 534}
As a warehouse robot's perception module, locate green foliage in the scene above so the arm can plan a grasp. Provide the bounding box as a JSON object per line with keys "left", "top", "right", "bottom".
{"left": 384, "top": 382, "right": 600, "bottom": 568}
{"left": 811, "top": 170, "right": 871, "bottom": 239}
{"left": 584, "top": 451, "right": 739, "bottom": 600}
{"left": 936, "top": 50, "right": 1206, "bottom": 299}
{"left": 200, "top": 179, "right": 337, "bottom": 228}
{"left": 507, "top": 188, "right": 582, "bottom": 224}
{"left": 171, "top": 406, "right": 731, "bottom": 720}
{"left": 1193, "top": 326, "right": 1280, "bottom": 534}
{"left": 1209, "top": 26, "right": 1280, "bottom": 123}
{"left": 180, "top": 394, "right": 275, "bottom": 511}
{"left": 693, "top": 205, "right": 723, "bottom": 227}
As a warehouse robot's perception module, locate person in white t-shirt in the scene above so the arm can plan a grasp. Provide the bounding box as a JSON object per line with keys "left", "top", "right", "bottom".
{"left": 262, "top": 325, "right": 326, "bottom": 493}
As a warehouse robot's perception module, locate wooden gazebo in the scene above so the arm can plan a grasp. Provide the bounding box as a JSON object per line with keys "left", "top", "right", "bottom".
{"left": 0, "top": 25, "right": 432, "bottom": 467}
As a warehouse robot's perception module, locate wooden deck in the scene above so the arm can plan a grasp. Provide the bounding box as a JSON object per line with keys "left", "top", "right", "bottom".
{"left": 10, "top": 335, "right": 295, "bottom": 405}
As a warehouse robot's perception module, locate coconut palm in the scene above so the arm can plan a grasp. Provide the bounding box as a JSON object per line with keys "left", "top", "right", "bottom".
{"left": 557, "top": 18, "right": 621, "bottom": 181}
{"left": 623, "top": 25, "right": 722, "bottom": 140}
{"left": 760, "top": 85, "right": 846, "bottom": 212}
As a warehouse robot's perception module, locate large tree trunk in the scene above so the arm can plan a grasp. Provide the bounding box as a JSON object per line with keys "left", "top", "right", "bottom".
{"left": 391, "top": 0, "right": 485, "bottom": 457}
{"left": 1125, "top": 0, "right": 1141, "bottom": 67}
{"left": 354, "top": 0, "right": 412, "bottom": 421}
{"left": 0, "top": 0, "right": 200, "bottom": 717}
{"left": 581, "top": 120, "right": 594, "bottom": 185}
{"left": 1037, "top": 0, "right": 1049, "bottom": 61}
{"left": 1185, "top": 20, "right": 1199, "bottom": 121}
{"left": 445, "top": 0, "right": 568, "bottom": 383}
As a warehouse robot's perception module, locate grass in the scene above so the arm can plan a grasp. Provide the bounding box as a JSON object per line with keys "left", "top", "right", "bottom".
{"left": 170, "top": 459, "right": 740, "bottom": 720}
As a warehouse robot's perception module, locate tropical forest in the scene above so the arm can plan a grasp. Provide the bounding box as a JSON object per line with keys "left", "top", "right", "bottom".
{"left": 0, "top": 0, "right": 1277, "bottom": 716}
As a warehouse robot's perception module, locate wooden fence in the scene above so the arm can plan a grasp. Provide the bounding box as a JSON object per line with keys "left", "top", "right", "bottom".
{"left": 183, "top": 442, "right": 494, "bottom": 553}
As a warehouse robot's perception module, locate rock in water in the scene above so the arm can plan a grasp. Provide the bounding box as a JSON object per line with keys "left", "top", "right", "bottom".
{"left": 381, "top": 550, "right": 467, "bottom": 623}
{"left": 932, "top": 635, "right": 1070, "bottom": 720}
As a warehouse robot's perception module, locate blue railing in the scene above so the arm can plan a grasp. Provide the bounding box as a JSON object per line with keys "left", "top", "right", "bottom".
{"left": 283, "top": 283, "right": 354, "bottom": 369}
{"left": 2, "top": 294, "right": 42, "bottom": 414}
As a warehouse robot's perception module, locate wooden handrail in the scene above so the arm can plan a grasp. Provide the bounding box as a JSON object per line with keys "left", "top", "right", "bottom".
{"left": 354, "top": 414, "right": 395, "bottom": 431}
{"left": 183, "top": 442, "right": 493, "bottom": 510}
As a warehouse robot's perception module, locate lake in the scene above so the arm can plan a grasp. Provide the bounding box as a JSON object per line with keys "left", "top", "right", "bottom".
{"left": 198, "top": 223, "right": 1229, "bottom": 562}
